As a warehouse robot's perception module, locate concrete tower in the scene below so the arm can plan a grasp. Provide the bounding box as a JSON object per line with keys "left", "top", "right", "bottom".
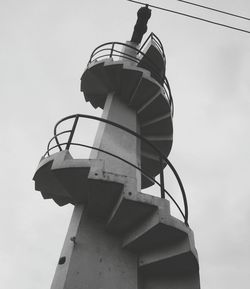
{"left": 33, "top": 6, "right": 200, "bottom": 289}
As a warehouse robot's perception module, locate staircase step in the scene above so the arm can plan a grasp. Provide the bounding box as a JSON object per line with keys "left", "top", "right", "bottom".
{"left": 142, "top": 137, "right": 172, "bottom": 159}
{"left": 40, "top": 190, "right": 52, "bottom": 200}
{"left": 122, "top": 208, "right": 189, "bottom": 253}
{"left": 51, "top": 156, "right": 92, "bottom": 204}
{"left": 140, "top": 250, "right": 199, "bottom": 276}
{"left": 89, "top": 60, "right": 114, "bottom": 91}
{"left": 141, "top": 139, "right": 171, "bottom": 164}
{"left": 84, "top": 93, "right": 106, "bottom": 109}
{"left": 138, "top": 91, "right": 171, "bottom": 123}
{"left": 33, "top": 159, "right": 71, "bottom": 200}
{"left": 145, "top": 135, "right": 172, "bottom": 142}
{"left": 34, "top": 151, "right": 125, "bottom": 215}
{"left": 33, "top": 151, "right": 91, "bottom": 206}
{"left": 81, "top": 62, "right": 109, "bottom": 96}
{"left": 141, "top": 113, "right": 172, "bottom": 137}
{"left": 103, "top": 61, "right": 123, "bottom": 92}
{"left": 106, "top": 191, "right": 159, "bottom": 234}
{"left": 141, "top": 153, "right": 161, "bottom": 179}
{"left": 137, "top": 92, "right": 161, "bottom": 115}
{"left": 141, "top": 150, "right": 160, "bottom": 162}
{"left": 141, "top": 175, "right": 155, "bottom": 189}
{"left": 87, "top": 179, "right": 123, "bottom": 220}
{"left": 52, "top": 195, "right": 74, "bottom": 207}
{"left": 129, "top": 77, "right": 160, "bottom": 111}
{"left": 138, "top": 230, "right": 197, "bottom": 272}
{"left": 53, "top": 166, "right": 90, "bottom": 203}
{"left": 120, "top": 67, "right": 143, "bottom": 103}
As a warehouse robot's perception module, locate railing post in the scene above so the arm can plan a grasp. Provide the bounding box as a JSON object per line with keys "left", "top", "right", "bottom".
{"left": 66, "top": 115, "right": 79, "bottom": 150}
{"left": 54, "top": 138, "right": 62, "bottom": 152}
{"left": 110, "top": 43, "right": 115, "bottom": 58}
{"left": 159, "top": 156, "right": 165, "bottom": 199}
{"left": 165, "top": 159, "right": 189, "bottom": 226}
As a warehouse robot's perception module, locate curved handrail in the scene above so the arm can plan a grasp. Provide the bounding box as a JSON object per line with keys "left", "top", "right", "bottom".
{"left": 45, "top": 114, "right": 188, "bottom": 225}
{"left": 87, "top": 40, "right": 174, "bottom": 116}
{"left": 47, "top": 130, "right": 71, "bottom": 153}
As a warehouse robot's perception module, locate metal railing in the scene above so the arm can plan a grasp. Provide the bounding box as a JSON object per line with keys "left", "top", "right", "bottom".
{"left": 87, "top": 33, "right": 174, "bottom": 116}
{"left": 44, "top": 114, "right": 188, "bottom": 225}
{"left": 139, "top": 32, "right": 165, "bottom": 58}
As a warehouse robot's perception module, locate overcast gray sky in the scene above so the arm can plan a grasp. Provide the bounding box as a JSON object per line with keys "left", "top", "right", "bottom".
{"left": 0, "top": 0, "right": 250, "bottom": 288}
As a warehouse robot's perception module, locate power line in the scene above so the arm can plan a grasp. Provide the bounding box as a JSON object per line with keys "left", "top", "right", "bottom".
{"left": 127, "top": 0, "right": 250, "bottom": 34}
{"left": 176, "top": 0, "right": 250, "bottom": 21}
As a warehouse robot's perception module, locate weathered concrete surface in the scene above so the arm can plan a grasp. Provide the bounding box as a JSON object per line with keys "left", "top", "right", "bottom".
{"left": 50, "top": 205, "right": 84, "bottom": 289}
{"left": 90, "top": 92, "right": 141, "bottom": 190}
{"left": 51, "top": 205, "right": 138, "bottom": 289}
{"left": 49, "top": 187, "right": 200, "bottom": 289}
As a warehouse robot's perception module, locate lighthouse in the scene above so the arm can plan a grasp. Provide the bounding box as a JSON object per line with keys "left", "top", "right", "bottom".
{"left": 33, "top": 6, "right": 200, "bottom": 289}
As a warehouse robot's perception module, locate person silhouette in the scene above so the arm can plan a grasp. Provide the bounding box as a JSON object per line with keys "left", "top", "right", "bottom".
{"left": 131, "top": 5, "right": 152, "bottom": 44}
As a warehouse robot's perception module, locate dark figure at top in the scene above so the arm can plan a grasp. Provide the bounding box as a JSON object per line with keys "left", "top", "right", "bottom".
{"left": 131, "top": 5, "right": 152, "bottom": 44}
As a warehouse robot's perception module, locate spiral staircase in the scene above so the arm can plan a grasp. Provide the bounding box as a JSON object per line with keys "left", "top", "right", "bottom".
{"left": 33, "top": 33, "right": 200, "bottom": 289}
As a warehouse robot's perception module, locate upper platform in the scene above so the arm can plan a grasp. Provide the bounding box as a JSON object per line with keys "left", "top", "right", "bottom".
{"left": 81, "top": 33, "right": 173, "bottom": 115}
{"left": 81, "top": 33, "right": 174, "bottom": 184}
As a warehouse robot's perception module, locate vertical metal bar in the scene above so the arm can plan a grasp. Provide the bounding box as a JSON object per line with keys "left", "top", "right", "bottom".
{"left": 110, "top": 43, "right": 115, "bottom": 58}
{"left": 166, "top": 159, "right": 189, "bottom": 226}
{"left": 159, "top": 156, "right": 165, "bottom": 199}
{"left": 66, "top": 115, "right": 79, "bottom": 150}
{"left": 54, "top": 125, "right": 62, "bottom": 152}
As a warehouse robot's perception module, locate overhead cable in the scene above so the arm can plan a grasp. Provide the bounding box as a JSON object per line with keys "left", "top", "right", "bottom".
{"left": 176, "top": 0, "right": 250, "bottom": 21}
{"left": 127, "top": 0, "right": 250, "bottom": 34}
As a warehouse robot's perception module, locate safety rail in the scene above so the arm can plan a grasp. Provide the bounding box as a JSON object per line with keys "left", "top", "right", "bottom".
{"left": 87, "top": 37, "right": 174, "bottom": 116}
{"left": 44, "top": 114, "right": 188, "bottom": 225}
{"left": 139, "top": 32, "right": 165, "bottom": 57}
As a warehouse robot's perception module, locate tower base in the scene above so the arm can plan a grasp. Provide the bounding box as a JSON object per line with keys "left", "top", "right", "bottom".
{"left": 33, "top": 152, "right": 200, "bottom": 289}
{"left": 51, "top": 205, "right": 138, "bottom": 289}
